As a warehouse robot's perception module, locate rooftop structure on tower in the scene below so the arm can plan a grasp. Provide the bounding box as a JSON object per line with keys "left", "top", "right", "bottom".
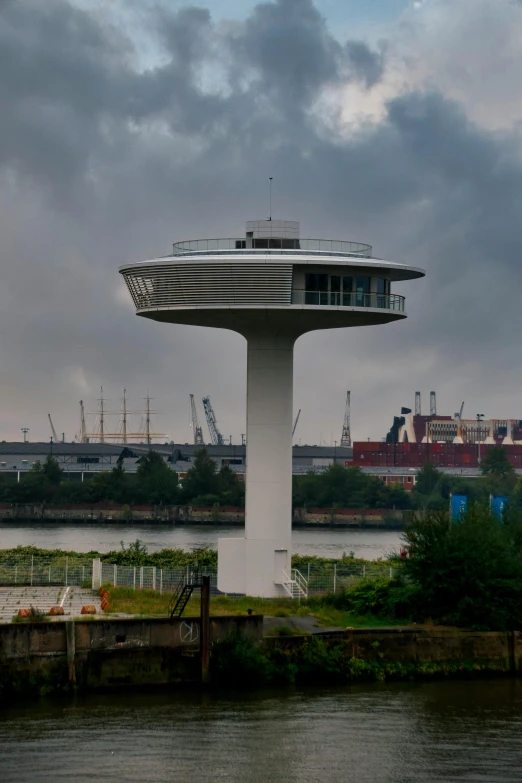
{"left": 120, "top": 218, "right": 425, "bottom": 596}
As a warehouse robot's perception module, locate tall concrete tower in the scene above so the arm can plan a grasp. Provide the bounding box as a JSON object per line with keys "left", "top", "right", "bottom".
{"left": 120, "top": 219, "right": 425, "bottom": 596}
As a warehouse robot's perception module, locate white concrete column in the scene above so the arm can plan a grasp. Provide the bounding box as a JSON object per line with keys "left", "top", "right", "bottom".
{"left": 245, "top": 335, "right": 294, "bottom": 542}
{"left": 218, "top": 333, "right": 295, "bottom": 596}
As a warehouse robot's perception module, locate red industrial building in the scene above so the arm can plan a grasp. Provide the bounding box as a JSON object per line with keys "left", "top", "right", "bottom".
{"left": 351, "top": 441, "right": 522, "bottom": 469}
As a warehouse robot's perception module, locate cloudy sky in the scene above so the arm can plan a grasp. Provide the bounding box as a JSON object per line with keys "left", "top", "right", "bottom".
{"left": 1, "top": 0, "right": 522, "bottom": 446}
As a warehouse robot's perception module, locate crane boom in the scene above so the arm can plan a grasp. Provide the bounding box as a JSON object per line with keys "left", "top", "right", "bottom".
{"left": 48, "top": 414, "right": 58, "bottom": 442}
{"left": 340, "top": 391, "right": 351, "bottom": 447}
{"left": 292, "top": 409, "right": 301, "bottom": 437}
{"left": 190, "top": 394, "right": 204, "bottom": 445}
{"left": 202, "top": 396, "right": 224, "bottom": 445}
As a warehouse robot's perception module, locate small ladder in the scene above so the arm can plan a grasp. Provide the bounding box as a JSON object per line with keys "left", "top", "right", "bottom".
{"left": 169, "top": 568, "right": 201, "bottom": 618}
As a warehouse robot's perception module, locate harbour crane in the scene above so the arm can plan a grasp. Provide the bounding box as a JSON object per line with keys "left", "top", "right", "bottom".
{"left": 202, "top": 396, "right": 224, "bottom": 445}
{"left": 340, "top": 391, "right": 351, "bottom": 447}
{"left": 454, "top": 401, "right": 465, "bottom": 422}
{"left": 190, "top": 394, "right": 204, "bottom": 445}
{"left": 48, "top": 414, "right": 58, "bottom": 443}
{"left": 292, "top": 409, "right": 301, "bottom": 437}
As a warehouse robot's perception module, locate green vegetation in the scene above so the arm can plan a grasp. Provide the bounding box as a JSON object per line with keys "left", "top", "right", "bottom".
{"left": 1, "top": 445, "right": 522, "bottom": 514}
{"left": 293, "top": 463, "right": 411, "bottom": 509}
{"left": 0, "top": 449, "right": 245, "bottom": 508}
{"left": 210, "top": 634, "right": 507, "bottom": 687}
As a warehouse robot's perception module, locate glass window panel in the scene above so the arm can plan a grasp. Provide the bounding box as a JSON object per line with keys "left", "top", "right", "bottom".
{"left": 330, "top": 275, "right": 341, "bottom": 291}
{"left": 305, "top": 274, "right": 328, "bottom": 291}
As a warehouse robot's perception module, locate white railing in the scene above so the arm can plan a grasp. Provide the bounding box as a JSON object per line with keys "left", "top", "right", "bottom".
{"left": 281, "top": 568, "right": 308, "bottom": 599}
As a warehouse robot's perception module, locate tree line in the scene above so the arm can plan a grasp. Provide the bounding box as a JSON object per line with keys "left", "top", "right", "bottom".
{"left": 0, "top": 445, "right": 519, "bottom": 511}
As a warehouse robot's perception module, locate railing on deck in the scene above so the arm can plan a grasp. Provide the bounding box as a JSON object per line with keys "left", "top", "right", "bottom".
{"left": 291, "top": 290, "right": 405, "bottom": 311}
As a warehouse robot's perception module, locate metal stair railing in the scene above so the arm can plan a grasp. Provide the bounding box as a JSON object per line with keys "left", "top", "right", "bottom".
{"left": 281, "top": 568, "right": 308, "bottom": 600}
{"left": 168, "top": 567, "right": 201, "bottom": 618}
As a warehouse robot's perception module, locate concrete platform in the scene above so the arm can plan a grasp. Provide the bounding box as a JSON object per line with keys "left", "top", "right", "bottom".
{"left": 0, "top": 586, "right": 102, "bottom": 622}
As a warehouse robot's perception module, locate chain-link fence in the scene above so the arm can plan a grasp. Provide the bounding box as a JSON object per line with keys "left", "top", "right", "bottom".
{"left": 97, "top": 561, "right": 398, "bottom": 597}
{"left": 99, "top": 562, "right": 220, "bottom": 595}
{"left": 0, "top": 557, "right": 93, "bottom": 587}
{"left": 0, "top": 557, "right": 398, "bottom": 595}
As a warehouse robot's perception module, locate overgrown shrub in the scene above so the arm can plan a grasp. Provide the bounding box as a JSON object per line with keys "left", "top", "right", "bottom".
{"left": 401, "top": 507, "right": 522, "bottom": 630}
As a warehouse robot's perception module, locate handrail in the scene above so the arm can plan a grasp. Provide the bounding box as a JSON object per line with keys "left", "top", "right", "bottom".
{"left": 291, "top": 290, "right": 405, "bottom": 312}
{"left": 172, "top": 237, "right": 372, "bottom": 257}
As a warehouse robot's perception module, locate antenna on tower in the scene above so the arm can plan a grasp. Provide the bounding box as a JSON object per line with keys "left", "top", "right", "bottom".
{"left": 268, "top": 177, "right": 273, "bottom": 221}
{"left": 340, "top": 391, "right": 351, "bottom": 447}
{"left": 430, "top": 391, "right": 437, "bottom": 416}
{"left": 415, "top": 391, "right": 421, "bottom": 416}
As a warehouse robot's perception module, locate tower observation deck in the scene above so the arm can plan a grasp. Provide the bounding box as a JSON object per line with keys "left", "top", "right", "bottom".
{"left": 120, "top": 219, "right": 425, "bottom": 596}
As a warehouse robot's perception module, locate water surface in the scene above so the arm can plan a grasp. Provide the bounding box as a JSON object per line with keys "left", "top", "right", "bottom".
{"left": 0, "top": 523, "right": 401, "bottom": 560}
{"left": 1, "top": 680, "right": 521, "bottom": 782}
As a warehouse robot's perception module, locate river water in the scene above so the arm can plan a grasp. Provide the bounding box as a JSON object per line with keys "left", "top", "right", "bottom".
{"left": 0, "top": 523, "right": 401, "bottom": 560}
{"left": 1, "top": 680, "right": 522, "bottom": 782}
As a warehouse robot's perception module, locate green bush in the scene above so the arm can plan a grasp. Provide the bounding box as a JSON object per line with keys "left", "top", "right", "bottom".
{"left": 402, "top": 507, "right": 522, "bottom": 630}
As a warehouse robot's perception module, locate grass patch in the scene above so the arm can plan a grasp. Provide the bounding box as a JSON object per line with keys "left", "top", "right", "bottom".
{"left": 103, "top": 587, "right": 403, "bottom": 629}
{"left": 310, "top": 605, "right": 402, "bottom": 628}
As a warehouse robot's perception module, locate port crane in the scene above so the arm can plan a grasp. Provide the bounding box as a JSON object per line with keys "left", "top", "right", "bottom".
{"left": 48, "top": 414, "right": 59, "bottom": 443}
{"left": 202, "top": 396, "right": 224, "bottom": 445}
{"left": 340, "top": 391, "right": 351, "bottom": 447}
{"left": 190, "top": 394, "right": 204, "bottom": 445}
{"left": 292, "top": 409, "right": 301, "bottom": 437}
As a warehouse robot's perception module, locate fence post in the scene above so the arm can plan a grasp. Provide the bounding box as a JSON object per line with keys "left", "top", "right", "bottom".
{"left": 82, "top": 566, "right": 85, "bottom": 585}
{"left": 363, "top": 564, "right": 366, "bottom": 579}
{"left": 389, "top": 566, "right": 393, "bottom": 579}
{"left": 152, "top": 567, "right": 156, "bottom": 591}
{"left": 140, "top": 567, "right": 143, "bottom": 590}
{"left": 160, "top": 569, "right": 163, "bottom": 594}
{"left": 30, "top": 555, "right": 33, "bottom": 586}
{"left": 113, "top": 564, "right": 117, "bottom": 587}
{"left": 333, "top": 564, "right": 337, "bottom": 594}
{"left": 91, "top": 558, "right": 102, "bottom": 590}
{"left": 49, "top": 565, "right": 51, "bottom": 584}
{"left": 65, "top": 557, "right": 68, "bottom": 587}
{"left": 307, "top": 563, "right": 310, "bottom": 583}
{"left": 15, "top": 565, "right": 17, "bottom": 584}
{"left": 133, "top": 567, "right": 136, "bottom": 590}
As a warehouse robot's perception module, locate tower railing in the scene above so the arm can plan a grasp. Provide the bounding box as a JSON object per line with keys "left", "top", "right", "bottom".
{"left": 172, "top": 237, "right": 372, "bottom": 256}
{"left": 291, "top": 291, "right": 405, "bottom": 311}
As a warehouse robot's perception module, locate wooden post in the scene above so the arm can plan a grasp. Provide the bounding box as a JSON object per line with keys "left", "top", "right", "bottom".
{"left": 65, "top": 620, "right": 76, "bottom": 685}
{"left": 200, "top": 576, "right": 211, "bottom": 684}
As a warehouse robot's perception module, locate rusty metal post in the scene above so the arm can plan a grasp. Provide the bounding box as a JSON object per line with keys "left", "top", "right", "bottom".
{"left": 65, "top": 620, "right": 76, "bottom": 686}
{"left": 200, "top": 575, "right": 211, "bottom": 684}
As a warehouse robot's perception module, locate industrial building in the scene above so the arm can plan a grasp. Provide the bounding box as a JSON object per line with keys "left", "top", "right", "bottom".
{"left": 0, "top": 441, "right": 353, "bottom": 482}
{"left": 354, "top": 391, "right": 522, "bottom": 468}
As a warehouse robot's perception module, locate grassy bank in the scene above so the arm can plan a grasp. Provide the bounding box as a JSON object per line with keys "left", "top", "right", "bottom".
{"left": 103, "top": 585, "right": 405, "bottom": 629}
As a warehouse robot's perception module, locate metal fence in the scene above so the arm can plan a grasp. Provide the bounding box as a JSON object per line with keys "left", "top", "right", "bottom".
{"left": 0, "top": 557, "right": 93, "bottom": 587}
{"left": 0, "top": 557, "right": 398, "bottom": 596}
{"left": 98, "top": 561, "right": 397, "bottom": 597}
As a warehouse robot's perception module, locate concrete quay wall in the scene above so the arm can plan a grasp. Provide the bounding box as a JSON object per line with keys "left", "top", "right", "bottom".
{"left": 0, "top": 504, "right": 405, "bottom": 527}
{"left": 266, "top": 628, "right": 522, "bottom": 672}
{"left": 0, "top": 615, "right": 263, "bottom": 691}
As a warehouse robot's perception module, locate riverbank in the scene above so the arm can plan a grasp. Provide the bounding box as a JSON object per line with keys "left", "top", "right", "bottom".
{"left": 1, "top": 615, "right": 521, "bottom": 700}
{"left": 0, "top": 504, "right": 407, "bottom": 528}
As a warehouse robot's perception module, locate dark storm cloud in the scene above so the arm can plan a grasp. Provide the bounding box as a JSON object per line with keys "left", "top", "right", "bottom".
{"left": 0, "top": 0, "right": 521, "bottom": 441}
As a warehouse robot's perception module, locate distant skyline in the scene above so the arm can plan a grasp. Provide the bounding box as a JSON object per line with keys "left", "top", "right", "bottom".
{"left": 1, "top": 0, "right": 522, "bottom": 445}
